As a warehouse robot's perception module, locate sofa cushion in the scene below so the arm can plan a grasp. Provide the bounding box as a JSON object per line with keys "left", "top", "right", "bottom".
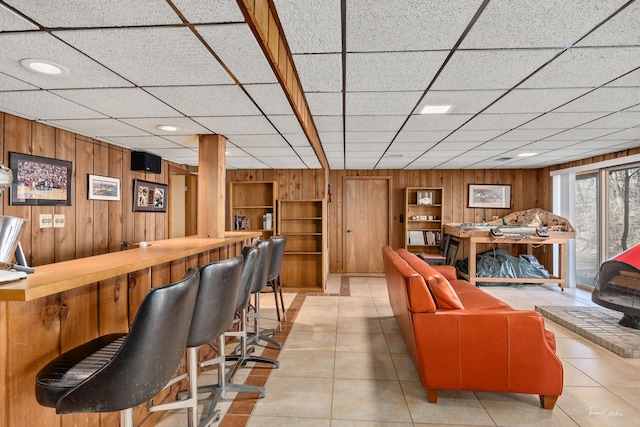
{"left": 384, "top": 248, "right": 437, "bottom": 313}
{"left": 456, "top": 290, "right": 511, "bottom": 310}
{"left": 397, "top": 249, "right": 464, "bottom": 310}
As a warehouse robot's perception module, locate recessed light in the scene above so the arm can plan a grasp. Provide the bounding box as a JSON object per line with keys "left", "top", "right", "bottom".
{"left": 420, "top": 105, "right": 452, "bottom": 114}
{"left": 156, "top": 125, "right": 181, "bottom": 132}
{"left": 517, "top": 152, "right": 538, "bottom": 157}
{"left": 20, "top": 58, "right": 69, "bottom": 76}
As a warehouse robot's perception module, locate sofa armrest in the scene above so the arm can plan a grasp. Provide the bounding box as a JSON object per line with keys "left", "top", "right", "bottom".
{"left": 412, "top": 310, "right": 563, "bottom": 396}
{"left": 432, "top": 265, "right": 457, "bottom": 281}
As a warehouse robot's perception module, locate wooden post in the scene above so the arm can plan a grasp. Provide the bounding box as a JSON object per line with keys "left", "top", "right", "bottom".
{"left": 198, "top": 135, "right": 226, "bottom": 238}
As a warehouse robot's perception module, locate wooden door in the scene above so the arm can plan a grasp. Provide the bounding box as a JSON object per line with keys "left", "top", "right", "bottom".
{"left": 343, "top": 177, "right": 390, "bottom": 273}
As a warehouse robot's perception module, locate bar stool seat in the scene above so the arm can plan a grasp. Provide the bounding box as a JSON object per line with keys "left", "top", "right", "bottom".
{"left": 35, "top": 269, "right": 200, "bottom": 427}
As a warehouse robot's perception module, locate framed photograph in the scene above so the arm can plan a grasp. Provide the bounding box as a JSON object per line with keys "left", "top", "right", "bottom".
{"left": 133, "top": 179, "right": 167, "bottom": 212}
{"left": 468, "top": 184, "right": 512, "bottom": 209}
{"left": 9, "top": 152, "right": 72, "bottom": 206}
{"left": 88, "top": 174, "right": 120, "bottom": 201}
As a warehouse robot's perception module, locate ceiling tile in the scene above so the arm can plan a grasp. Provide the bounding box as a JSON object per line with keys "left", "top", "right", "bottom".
{"left": 172, "top": 0, "right": 246, "bottom": 23}
{"left": 46, "top": 118, "right": 149, "bottom": 138}
{"left": 313, "top": 116, "right": 343, "bottom": 132}
{"left": 493, "top": 129, "right": 562, "bottom": 141}
{"left": 273, "top": 0, "right": 341, "bottom": 54}
{"left": 163, "top": 134, "right": 201, "bottom": 148}
{"left": 461, "top": 0, "right": 627, "bottom": 49}
{"left": 346, "top": 51, "right": 448, "bottom": 92}
{"left": 432, "top": 49, "right": 560, "bottom": 90}
{"left": 540, "top": 128, "right": 617, "bottom": 141}
{"left": 225, "top": 134, "right": 289, "bottom": 147}
{"left": 555, "top": 87, "right": 640, "bottom": 113}
{"left": 579, "top": 112, "right": 640, "bottom": 129}
{"left": 431, "top": 141, "right": 483, "bottom": 150}
{"left": 104, "top": 135, "right": 182, "bottom": 150}
{"left": 318, "top": 132, "right": 343, "bottom": 144}
{"left": 6, "top": 0, "right": 181, "bottom": 27}
{"left": 0, "top": 32, "right": 132, "bottom": 89}
{"left": 346, "top": 91, "right": 422, "bottom": 116}
{"left": 0, "top": 73, "right": 38, "bottom": 91}
{"left": 461, "top": 113, "right": 539, "bottom": 130}
{"left": 522, "top": 47, "right": 640, "bottom": 89}
{"left": 419, "top": 90, "right": 507, "bottom": 115}
{"left": 444, "top": 129, "right": 507, "bottom": 142}
{"left": 268, "top": 115, "right": 304, "bottom": 134}
{"left": 307, "top": 92, "right": 343, "bottom": 116}
{"left": 345, "top": 132, "right": 395, "bottom": 144}
{"left": 52, "top": 88, "right": 183, "bottom": 118}
{"left": 404, "top": 114, "right": 473, "bottom": 131}
{"left": 244, "top": 83, "right": 294, "bottom": 115}
{"left": 345, "top": 115, "right": 405, "bottom": 132}
{"left": 394, "top": 130, "right": 450, "bottom": 143}
{"left": 282, "top": 133, "right": 311, "bottom": 147}
{"left": 194, "top": 115, "right": 275, "bottom": 135}
{"left": 577, "top": 1, "right": 640, "bottom": 46}
{"left": 0, "top": 91, "right": 107, "bottom": 120}
{"left": 594, "top": 128, "right": 640, "bottom": 140}
{"left": 121, "top": 117, "right": 209, "bottom": 135}
{"left": 146, "top": 85, "right": 260, "bottom": 116}
{"left": 346, "top": 0, "right": 483, "bottom": 52}
{"left": 56, "top": 27, "right": 234, "bottom": 86}
{"left": 485, "top": 88, "right": 591, "bottom": 114}
{"left": 520, "top": 112, "right": 609, "bottom": 129}
{"left": 197, "top": 24, "right": 277, "bottom": 84}
{"left": 293, "top": 54, "right": 342, "bottom": 92}
{"left": 0, "top": 4, "right": 38, "bottom": 31}
{"left": 386, "top": 142, "right": 435, "bottom": 152}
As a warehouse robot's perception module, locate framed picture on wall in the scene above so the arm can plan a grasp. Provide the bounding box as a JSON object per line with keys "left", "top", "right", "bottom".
{"left": 9, "top": 152, "right": 73, "bottom": 206}
{"left": 133, "top": 179, "right": 167, "bottom": 212}
{"left": 88, "top": 174, "right": 121, "bottom": 201}
{"left": 468, "top": 184, "right": 512, "bottom": 209}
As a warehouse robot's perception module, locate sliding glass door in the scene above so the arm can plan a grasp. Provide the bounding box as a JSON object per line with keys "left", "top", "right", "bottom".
{"left": 574, "top": 172, "right": 599, "bottom": 287}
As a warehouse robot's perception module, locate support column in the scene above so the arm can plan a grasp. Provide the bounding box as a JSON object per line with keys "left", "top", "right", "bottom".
{"left": 198, "top": 134, "right": 226, "bottom": 238}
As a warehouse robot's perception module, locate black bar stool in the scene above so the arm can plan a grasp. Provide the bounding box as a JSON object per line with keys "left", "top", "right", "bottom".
{"left": 226, "top": 245, "right": 278, "bottom": 383}
{"left": 35, "top": 269, "right": 200, "bottom": 427}
{"left": 247, "top": 239, "right": 282, "bottom": 349}
{"left": 267, "top": 236, "right": 287, "bottom": 330}
{"left": 150, "top": 255, "right": 264, "bottom": 426}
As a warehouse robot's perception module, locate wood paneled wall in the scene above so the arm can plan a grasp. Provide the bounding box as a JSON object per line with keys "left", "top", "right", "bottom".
{"left": 1, "top": 113, "right": 172, "bottom": 267}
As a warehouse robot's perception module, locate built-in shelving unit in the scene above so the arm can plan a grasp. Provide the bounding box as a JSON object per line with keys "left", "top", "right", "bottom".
{"left": 277, "top": 199, "right": 326, "bottom": 290}
{"left": 228, "top": 181, "right": 276, "bottom": 241}
{"left": 405, "top": 187, "right": 444, "bottom": 253}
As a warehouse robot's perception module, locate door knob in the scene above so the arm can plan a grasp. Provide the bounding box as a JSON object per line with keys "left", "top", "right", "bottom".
{"left": 346, "top": 229, "right": 352, "bottom": 233}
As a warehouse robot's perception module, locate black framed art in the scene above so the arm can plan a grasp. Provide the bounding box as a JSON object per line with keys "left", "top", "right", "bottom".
{"left": 9, "top": 152, "right": 72, "bottom": 206}
{"left": 133, "top": 179, "right": 167, "bottom": 212}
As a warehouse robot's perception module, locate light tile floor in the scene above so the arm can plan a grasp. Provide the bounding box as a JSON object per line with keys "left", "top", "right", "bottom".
{"left": 157, "top": 275, "right": 640, "bottom": 426}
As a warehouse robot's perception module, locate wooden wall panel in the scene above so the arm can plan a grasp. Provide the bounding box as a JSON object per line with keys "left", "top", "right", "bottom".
{"left": 1, "top": 113, "right": 179, "bottom": 268}
{"left": 54, "top": 130, "right": 76, "bottom": 263}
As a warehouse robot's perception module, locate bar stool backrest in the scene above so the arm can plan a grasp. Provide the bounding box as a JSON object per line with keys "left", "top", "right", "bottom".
{"left": 236, "top": 245, "right": 259, "bottom": 312}
{"left": 54, "top": 268, "right": 200, "bottom": 413}
{"left": 267, "top": 236, "right": 287, "bottom": 282}
{"left": 187, "top": 255, "right": 243, "bottom": 348}
{"left": 251, "top": 239, "right": 273, "bottom": 294}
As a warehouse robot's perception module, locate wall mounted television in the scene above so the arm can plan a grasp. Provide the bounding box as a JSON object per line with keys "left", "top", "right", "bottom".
{"left": 9, "top": 152, "right": 73, "bottom": 206}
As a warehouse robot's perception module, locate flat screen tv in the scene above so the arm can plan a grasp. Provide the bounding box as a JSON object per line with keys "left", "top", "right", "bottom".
{"left": 9, "top": 152, "right": 73, "bottom": 206}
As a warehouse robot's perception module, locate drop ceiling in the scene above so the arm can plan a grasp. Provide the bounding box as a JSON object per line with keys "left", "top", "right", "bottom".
{"left": 1, "top": 0, "right": 640, "bottom": 170}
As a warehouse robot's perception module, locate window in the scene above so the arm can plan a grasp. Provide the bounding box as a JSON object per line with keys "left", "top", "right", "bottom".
{"left": 607, "top": 164, "right": 640, "bottom": 258}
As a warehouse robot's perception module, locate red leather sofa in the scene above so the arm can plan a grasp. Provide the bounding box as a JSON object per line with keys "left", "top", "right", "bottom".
{"left": 382, "top": 245, "right": 563, "bottom": 409}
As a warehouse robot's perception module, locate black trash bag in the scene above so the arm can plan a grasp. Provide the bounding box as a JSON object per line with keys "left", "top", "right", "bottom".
{"left": 457, "top": 248, "right": 550, "bottom": 286}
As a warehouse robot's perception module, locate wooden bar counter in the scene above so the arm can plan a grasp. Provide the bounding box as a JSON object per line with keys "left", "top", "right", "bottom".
{"left": 0, "top": 232, "right": 259, "bottom": 427}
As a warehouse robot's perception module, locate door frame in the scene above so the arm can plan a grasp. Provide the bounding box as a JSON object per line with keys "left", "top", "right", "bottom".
{"left": 341, "top": 175, "right": 392, "bottom": 272}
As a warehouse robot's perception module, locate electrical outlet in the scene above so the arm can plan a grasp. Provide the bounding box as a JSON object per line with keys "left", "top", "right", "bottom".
{"left": 54, "top": 214, "right": 66, "bottom": 228}
{"left": 39, "top": 214, "right": 53, "bottom": 228}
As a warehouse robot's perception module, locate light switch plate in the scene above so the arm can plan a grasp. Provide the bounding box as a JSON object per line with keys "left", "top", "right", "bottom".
{"left": 53, "top": 214, "right": 65, "bottom": 228}
{"left": 39, "top": 214, "right": 53, "bottom": 228}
